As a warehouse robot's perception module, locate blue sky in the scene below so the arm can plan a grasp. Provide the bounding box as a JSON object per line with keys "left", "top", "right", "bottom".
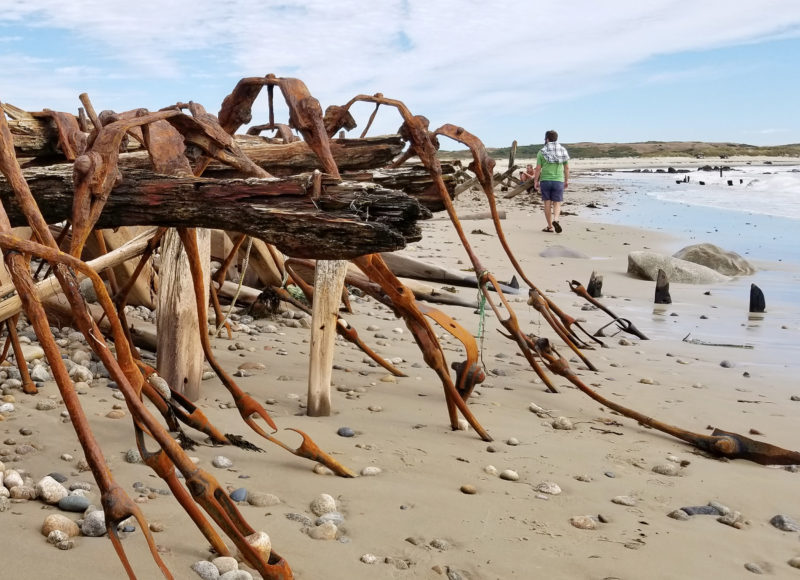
{"left": 1, "top": 0, "right": 800, "bottom": 148}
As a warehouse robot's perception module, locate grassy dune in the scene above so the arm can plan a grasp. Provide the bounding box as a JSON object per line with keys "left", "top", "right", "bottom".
{"left": 440, "top": 141, "right": 800, "bottom": 160}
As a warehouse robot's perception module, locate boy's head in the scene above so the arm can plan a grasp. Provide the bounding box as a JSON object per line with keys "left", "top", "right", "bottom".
{"left": 545, "top": 130, "right": 558, "bottom": 143}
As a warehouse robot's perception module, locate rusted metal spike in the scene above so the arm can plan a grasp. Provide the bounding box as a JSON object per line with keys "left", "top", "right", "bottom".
{"left": 569, "top": 280, "right": 649, "bottom": 340}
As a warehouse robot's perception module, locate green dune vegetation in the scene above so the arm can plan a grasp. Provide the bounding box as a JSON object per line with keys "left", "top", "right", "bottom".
{"left": 439, "top": 141, "right": 800, "bottom": 161}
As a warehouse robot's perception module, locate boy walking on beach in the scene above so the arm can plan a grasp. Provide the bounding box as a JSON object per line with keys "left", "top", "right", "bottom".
{"left": 534, "top": 130, "right": 569, "bottom": 233}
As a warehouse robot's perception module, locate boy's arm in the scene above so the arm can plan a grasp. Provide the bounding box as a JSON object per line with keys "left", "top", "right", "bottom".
{"left": 564, "top": 162, "right": 569, "bottom": 188}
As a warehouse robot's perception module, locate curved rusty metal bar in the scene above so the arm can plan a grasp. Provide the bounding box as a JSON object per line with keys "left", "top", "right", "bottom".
{"left": 569, "top": 280, "right": 649, "bottom": 340}
{"left": 216, "top": 74, "right": 339, "bottom": 178}
{"left": 532, "top": 336, "right": 800, "bottom": 465}
{"left": 177, "top": 228, "right": 356, "bottom": 478}
{"left": 332, "top": 94, "right": 559, "bottom": 392}
{"left": 354, "top": 253, "right": 492, "bottom": 440}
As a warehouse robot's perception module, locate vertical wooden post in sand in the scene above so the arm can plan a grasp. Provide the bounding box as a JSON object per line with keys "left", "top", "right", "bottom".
{"left": 504, "top": 140, "right": 518, "bottom": 187}
{"left": 157, "top": 228, "right": 210, "bottom": 401}
{"left": 306, "top": 259, "right": 348, "bottom": 417}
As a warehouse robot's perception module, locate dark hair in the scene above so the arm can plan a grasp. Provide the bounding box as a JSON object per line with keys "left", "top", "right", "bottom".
{"left": 545, "top": 130, "right": 558, "bottom": 142}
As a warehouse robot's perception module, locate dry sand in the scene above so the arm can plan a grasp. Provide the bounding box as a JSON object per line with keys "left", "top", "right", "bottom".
{"left": 2, "top": 158, "right": 800, "bottom": 579}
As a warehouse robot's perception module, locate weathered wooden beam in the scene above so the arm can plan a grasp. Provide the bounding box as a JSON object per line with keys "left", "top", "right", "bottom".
{"left": 0, "top": 166, "right": 429, "bottom": 259}
{"left": 157, "top": 229, "right": 210, "bottom": 401}
{"left": 340, "top": 163, "right": 458, "bottom": 212}
{"left": 307, "top": 259, "right": 349, "bottom": 417}
{"left": 0, "top": 227, "right": 156, "bottom": 323}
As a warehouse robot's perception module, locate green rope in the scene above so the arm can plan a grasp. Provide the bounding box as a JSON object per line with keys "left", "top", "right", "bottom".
{"left": 476, "top": 270, "right": 490, "bottom": 364}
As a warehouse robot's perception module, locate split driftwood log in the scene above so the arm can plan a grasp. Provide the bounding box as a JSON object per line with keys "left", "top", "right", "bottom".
{"left": 0, "top": 166, "right": 429, "bottom": 259}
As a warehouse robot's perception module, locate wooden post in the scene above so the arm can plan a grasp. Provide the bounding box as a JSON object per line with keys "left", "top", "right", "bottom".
{"left": 504, "top": 140, "right": 518, "bottom": 187}
{"left": 156, "top": 228, "right": 210, "bottom": 401}
{"left": 307, "top": 259, "right": 348, "bottom": 416}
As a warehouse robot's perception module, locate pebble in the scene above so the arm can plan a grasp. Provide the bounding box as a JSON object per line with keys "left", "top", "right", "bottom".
{"left": 212, "top": 456, "right": 233, "bottom": 469}
{"left": 229, "top": 488, "right": 248, "bottom": 502}
{"left": 212, "top": 556, "right": 238, "bottom": 574}
{"left": 460, "top": 484, "right": 477, "bottom": 495}
{"left": 551, "top": 416, "right": 574, "bottom": 430}
{"left": 47, "top": 530, "right": 70, "bottom": 545}
{"left": 235, "top": 531, "right": 271, "bottom": 563}
{"left": 47, "top": 472, "right": 68, "bottom": 483}
{"left": 247, "top": 492, "right": 280, "bottom": 507}
{"left": 360, "top": 553, "right": 378, "bottom": 564}
{"left": 681, "top": 505, "right": 720, "bottom": 516}
{"left": 106, "top": 409, "right": 126, "bottom": 419}
{"left": 708, "top": 501, "right": 731, "bottom": 516}
{"left": 507, "top": 437, "right": 520, "bottom": 446}
{"left": 36, "top": 399, "right": 58, "bottom": 411}
{"left": 58, "top": 495, "right": 90, "bottom": 512}
{"left": 308, "top": 521, "right": 338, "bottom": 540}
{"left": 744, "top": 562, "right": 767, "bottom": 574}
{"left": 310, "top": 493, "right": 337, "bottom": 516}
{"left": 652, "top": 464, "right": 681, "bottom": 476}
{"left": 82, "top": 510, "right": 108, "bottom": 537}
{"left": 791, "top": 395, "right": 800, "bottom": 402}
{"left": 360, "top": 466, "right": 381, "bottom": 476}
{"left": 720, "top": 360, "right": 734, "bottom": 368}
{"left": 569, "top": 515, "right": 597, "bottom": 530}
{"left": 668, "top": 509, "right": 690, "bottom": 521}
{"left": 36, "top": 476, "right": 69, "bottom": 504}
{"left": 604, "top": 471, "right": 616, "bottom": 479}
{"left": 0, "top": 403, "right": 15, "bottom": 413}
{"left": 535, "top": 482, "right": 562, "bottom": 495}
{"left": 191, "top": 560, "right": 220, "bottom": 580}
{"left": 125, "top": 449, "right": 143, "bottom": 464}
{"left": 639, "top": 377, "right": 655, "bottom": 385}
{"left": 430, "top": 538, "right": 449, "bottom": 550}
{"left": 769, "top": 514, "right": 800, "bottom": 532}
{"left": 499, "top": 469, "right": 519, "bottom": 481}
{"left": 612, "top": 495, "right": 637, "bottom": 506}
{"left": 337, "top": 427, "right": 355, "bottom": 438}
{"left": 788, "top": 557, "right": 800, "bottom": 569}
{"left": 149, "top": 521, "right": 165, "bottom": 532}
{"left": 42, "top": 514, "right": 80, "bottom": 537}
{"left": 315, "top": 512, "right": 344, "bottom": 526}
{"left": 220, "top": 570, "right": 252, "bottom": 580}
{"left": 717, "top": 510, "right": 745, "bottom": 529}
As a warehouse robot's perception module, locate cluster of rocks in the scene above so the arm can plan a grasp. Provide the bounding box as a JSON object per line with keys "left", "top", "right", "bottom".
{"left": 0, "top": 460, "right": 122, "bottom": 551}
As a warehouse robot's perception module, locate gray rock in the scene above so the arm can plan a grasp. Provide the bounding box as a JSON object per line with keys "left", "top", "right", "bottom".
{"left": 30, "top": 366, "right": 51, "bottom": 383}
{"left": 681, "top": 505, "right": 720, "bottom": 516}
{"left": 125, "top": 449, "right": 143, "bottom": 464}
{"left": 673, "top": 243, "right": 756, "bottom": 276}
{"left": 36, "top": 476, "right": 69, "bottom": 504}
{"left": 191, "top": 560, "right": 220, "bottom": 580}
{"left": 627, "top": 251, "right": 730, "bottom": 284}
{"left": 81, "top": 509, "right": 107, "bottom": 537}
{"left": 769, "top": 514, "right": 800, "bottom": 532}
{"left": 219, "top": 571, "right": 252, "bottom": 580}
{"left": 212, "top": 456, "right": 233, "bottom": 469}
{"left": 58, "top": 495, "right": 90, "bottom": 513}
{"left": 315, "top": 512, "right": 344, "bottom": 526}
{"left": 229, "top": 488, "right": 247, "bottom": 502}
{"left": 337, "top": 427, "right": 355, "bottom": 437}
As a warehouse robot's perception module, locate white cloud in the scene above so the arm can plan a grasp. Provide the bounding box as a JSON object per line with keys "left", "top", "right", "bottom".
{"left": 2, "top": 1, "right": 800, "bottom": 143}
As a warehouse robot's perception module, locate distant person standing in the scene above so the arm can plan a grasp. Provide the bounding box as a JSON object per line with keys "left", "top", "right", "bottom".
{"left": 534, "top": 130, "right": 569, "bottom": 232}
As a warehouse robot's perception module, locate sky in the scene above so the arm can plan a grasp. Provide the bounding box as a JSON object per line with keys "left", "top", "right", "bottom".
{"left": 1, "top": 1, "right": 800, "bottom": 148}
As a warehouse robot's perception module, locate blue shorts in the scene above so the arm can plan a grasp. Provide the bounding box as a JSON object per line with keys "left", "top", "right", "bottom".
{"left": 540, "top": 181, "right": 564, "bottom": 202}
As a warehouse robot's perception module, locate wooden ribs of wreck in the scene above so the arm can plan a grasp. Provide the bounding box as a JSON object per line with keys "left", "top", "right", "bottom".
{"left": 0, "top": 166, "right": 430, "bottom": 260}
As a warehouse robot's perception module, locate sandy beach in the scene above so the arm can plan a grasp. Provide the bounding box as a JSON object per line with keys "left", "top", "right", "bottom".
{"left": 2, "top": 156, "right": 800, "bottom": 579}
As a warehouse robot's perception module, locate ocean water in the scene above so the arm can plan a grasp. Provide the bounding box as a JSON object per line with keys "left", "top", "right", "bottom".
{"left": 574, "top": 163, "right": 800, "bottom": 369}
